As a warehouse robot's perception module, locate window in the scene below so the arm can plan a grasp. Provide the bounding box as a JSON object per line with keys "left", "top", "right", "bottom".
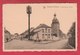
{"left": 45, "top": 28, "right": 47, "bottom": 33}
{"left": 48, "top": 29, "right": 50, "bottom": 33}
{"left": 42, "top": 29, "right": 44, "bottom": 33}
{"left": 42, "top": 34, "right": 44, "bottom": 38}
{"left": 48, "top": 34, "right": 50, "bottom": 38}
{"left": 45, "top": 34, "right": 47, "bottom": 36}
{"left": 48, "top": 34, "right": 50, "bottom": 36}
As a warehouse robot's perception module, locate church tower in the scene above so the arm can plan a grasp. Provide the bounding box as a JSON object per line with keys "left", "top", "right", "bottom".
{"left": 51, "top": 14, "right": 60, "bottom": 37}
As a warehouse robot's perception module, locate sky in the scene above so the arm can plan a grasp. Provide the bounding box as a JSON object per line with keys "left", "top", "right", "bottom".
{"left": 3, "top": 3, "right": 77, "bottom": 34}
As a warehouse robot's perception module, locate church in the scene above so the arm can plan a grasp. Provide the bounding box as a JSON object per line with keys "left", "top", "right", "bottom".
{"left": 31, "top": 14, "right": 65, "bottom": 41}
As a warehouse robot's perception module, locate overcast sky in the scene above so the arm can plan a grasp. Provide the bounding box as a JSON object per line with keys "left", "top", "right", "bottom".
{"left": 3, "top": 3, "right": 77, "bottom": 34}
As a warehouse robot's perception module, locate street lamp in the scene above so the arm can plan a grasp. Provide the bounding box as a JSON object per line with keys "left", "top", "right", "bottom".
{"left": 26, "top": 5, "right": 32, "bottom": 40}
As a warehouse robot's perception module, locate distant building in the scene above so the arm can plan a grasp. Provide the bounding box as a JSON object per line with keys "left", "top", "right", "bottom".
{"left": 14, "top": 33, "right": 20, "bottom": 39}
{"left": 20, "top": 27, "right": 34, "bottom": 40}
{"left": 4, "top": 28, "right": 11, "bottom": 42}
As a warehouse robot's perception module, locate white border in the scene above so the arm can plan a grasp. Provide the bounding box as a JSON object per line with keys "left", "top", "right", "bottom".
{"left": 2, "top": 3, "right": 77, "bottom": 52}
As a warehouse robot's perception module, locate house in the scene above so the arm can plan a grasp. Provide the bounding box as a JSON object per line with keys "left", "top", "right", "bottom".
{"left": 4, "top": 28, "right": 12, "bottom": 42}
{"left": 20, "top": 27, "right": 34, "bottom": 40}
{"left": 32, "top": 24, "right": 52, "bottom": 41}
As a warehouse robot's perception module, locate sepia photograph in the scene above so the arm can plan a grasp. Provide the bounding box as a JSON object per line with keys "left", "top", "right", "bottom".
{"left": 3, "top": 3, "right": 77, "bottom": 51}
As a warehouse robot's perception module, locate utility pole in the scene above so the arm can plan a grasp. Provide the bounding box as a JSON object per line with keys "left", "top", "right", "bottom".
{"left": 27, "top": 5, "right": 32, "bottom": 40}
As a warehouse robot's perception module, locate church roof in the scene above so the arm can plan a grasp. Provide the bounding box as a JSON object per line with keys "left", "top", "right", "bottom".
{"left": 35, "top": 24, "right": 51, "bottom": 29}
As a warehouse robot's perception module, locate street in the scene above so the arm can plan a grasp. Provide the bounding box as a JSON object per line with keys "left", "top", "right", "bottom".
{"left": 4, "top": 38, "right": 73, "bottom": 50}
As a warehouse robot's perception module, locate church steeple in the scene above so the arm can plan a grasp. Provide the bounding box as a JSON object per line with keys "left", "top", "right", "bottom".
{"left": 52, "top": 13, "right": 59, "bottom": 24}
{"left": 51, "top": 13, "right": 60, "bottom": 37}
{"left": 54, "top": 13, "right": 56, "bottom": 17}
{"left": 53, "top": 13, "right": 57, "bottom": 19}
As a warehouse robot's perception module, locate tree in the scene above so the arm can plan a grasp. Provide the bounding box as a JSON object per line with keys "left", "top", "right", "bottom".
{"left": 67, "top": 22, "right": 75, "bottom": 48}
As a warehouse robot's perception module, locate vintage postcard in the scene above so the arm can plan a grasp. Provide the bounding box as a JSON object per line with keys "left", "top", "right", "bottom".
{"left": 3, "top": 3, "right": 77, "bottom": 51}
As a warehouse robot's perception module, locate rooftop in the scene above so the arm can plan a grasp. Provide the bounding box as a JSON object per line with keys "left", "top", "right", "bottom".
{"left": 35, "top": 24, "right": 51, "bottom": 29}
